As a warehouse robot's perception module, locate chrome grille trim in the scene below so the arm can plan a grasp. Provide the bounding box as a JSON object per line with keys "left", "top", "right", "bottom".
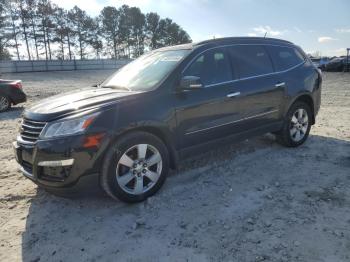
{"left": 21, "top": 123, "right": 44, "bottom": 130}
{"left": 19, "top": 118, "right": 47, "bottom": 144}
{"left": 22, "top": 130, "right": 41, "bottom": 135}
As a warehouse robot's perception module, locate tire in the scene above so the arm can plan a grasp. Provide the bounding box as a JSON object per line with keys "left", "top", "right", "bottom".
{"left": 0, "top": 95, "right": 11, "bottom": 112}
{"left": 100, "top": 131, "right": 169, "bottom": 203}
{"left": 276, "top": 101, "right": 312, "bottom": 147}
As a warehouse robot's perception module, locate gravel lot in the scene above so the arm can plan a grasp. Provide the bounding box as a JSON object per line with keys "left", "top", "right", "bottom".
{"left": 0, "top": 70, "right": 349, "bottom": 262}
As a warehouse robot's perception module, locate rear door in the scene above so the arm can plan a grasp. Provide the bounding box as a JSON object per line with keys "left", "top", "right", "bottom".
{"left": 265, "top": 45, "right": 306, "bottom": 95}
{"left": 224, "top": 45, "right": 285, "bottom": 129}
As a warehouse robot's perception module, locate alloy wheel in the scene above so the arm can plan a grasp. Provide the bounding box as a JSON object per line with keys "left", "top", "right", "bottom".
{"left": 289, "top": 108, "right": 309, "bottom": 142}
{"left": 116, "top": 144, "right": 162, "bottom": 195}
{"left": 0, "top": 96, "right": 9, "bottom": 111}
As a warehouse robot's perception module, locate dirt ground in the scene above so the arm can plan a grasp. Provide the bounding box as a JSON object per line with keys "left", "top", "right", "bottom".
{"left": 0, "top": 70, "right": 349, "bottom": 262}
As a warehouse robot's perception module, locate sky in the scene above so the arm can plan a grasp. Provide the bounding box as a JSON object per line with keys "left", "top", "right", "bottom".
{"left": 51, "top": 0, "right": 350, "bottom": 57}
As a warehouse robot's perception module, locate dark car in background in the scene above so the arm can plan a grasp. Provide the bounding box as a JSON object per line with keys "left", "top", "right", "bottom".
{"left": 325, "top": 57, "right": 349, "bottom": 72}
{"left": 13, "top": 37, "right": 322, "bottom": 202}
{"left": 311, "top": 57, "right": 330, "bottom": 70}
{"left": 0, "top": 79, "right": 26, "bottom": 112}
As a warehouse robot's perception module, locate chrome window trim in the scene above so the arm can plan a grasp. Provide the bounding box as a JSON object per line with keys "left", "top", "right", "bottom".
{"left": 182, "top": 43, "right": 305, "bottom": 87}
{"left": 185, "top": 109, "right": 278, "bottom": 135}
{"left": 205, "top": 61, "right": 305, "bottom": 88}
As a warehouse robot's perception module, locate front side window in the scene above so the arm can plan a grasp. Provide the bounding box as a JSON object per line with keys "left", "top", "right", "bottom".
{"left": 228, "top": 45, "right": 274, "bottom": 78}
{"left": 102, "top": 49, "right": 190, "bottom": 91}
{"left": 266, "top": 46, "right": 305, "bottom": 71}
{"left": 183, "top": 48, "right": 232, "bottom": 86}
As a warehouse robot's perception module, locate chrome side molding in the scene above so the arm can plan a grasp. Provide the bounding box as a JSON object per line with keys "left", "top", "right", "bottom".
{"left": 275, "top": 82, "right": 286, "bottom": 87}
{"left": 227, "top": 92, "right": 241, "bottom": 98}
{"left": 185, "top": 109, "right": 278, "bottom": 135}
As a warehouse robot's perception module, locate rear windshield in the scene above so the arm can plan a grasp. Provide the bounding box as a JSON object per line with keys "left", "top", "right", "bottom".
{"left": 266, "top": 46, "right": 305, "bottom": 71}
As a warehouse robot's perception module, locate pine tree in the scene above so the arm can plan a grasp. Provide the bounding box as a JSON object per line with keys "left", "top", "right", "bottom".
{"left": 89, "top": 17, "right": 103, "bottom": 58}
{"left": 26, "top": 0, "right": 40, "bottom": 59}
{"left": 100, "top": 6, "right": 119, "bottom": 58}
{"left": 0, "top": 0, "right": 12, "bottom": 59}
{"left": 68, "top": 6, "right": 94, "bottom": 59}
{"left": 127, "top": 7, "right": 146, "bottom": 57}
{"left": 145, "top": 12, "right": 161, "bottom": 50}
{"left": 1, "top": 1, "right": 192, "bottom": 60}
{"left": 8, "top": 0, "right": 21, "bottom": 60}
{"left": 53, "top": 7, "right": 67, "bottom": 59}
{"left": 18, "top": 0, "right": 32, "bottom": 60}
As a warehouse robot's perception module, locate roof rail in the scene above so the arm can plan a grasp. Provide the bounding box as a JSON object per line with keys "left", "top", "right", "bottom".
{"left": 194, "top": 37, "right": 293, "bottom": 46}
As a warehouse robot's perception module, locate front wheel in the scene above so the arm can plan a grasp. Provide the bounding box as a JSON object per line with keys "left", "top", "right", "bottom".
{"left": 276, "top": 101, "right": 312, "bottom": 147}
{"left": 100, "top": 131, "right": 169, "bottom": 203}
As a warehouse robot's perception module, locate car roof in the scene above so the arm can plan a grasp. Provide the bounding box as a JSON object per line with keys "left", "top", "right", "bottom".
{"left": 156, "top": 37, "right": 295, "bottom": 52}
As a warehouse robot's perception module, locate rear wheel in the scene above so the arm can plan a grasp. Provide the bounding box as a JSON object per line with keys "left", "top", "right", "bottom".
{"left": 100, "top": 131, "right": 169, "bottom": 203}
{"left": 0, "top": 95, "right": 10, "bottom": 112}
{"left": 276, "top": 101, "right": 312, "bottom": 147}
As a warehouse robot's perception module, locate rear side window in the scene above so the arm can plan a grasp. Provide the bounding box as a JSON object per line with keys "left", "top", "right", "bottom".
{"left": 228, "top": 45, "right": 274, "bottom": 78}
{"left": 184, "top": 48, "right": 232, "bottom": 86}
{"left": 266, "top": 46, "right": 305, "bottom": 71}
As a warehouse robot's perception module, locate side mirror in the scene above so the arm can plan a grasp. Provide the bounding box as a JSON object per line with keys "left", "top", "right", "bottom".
{"left": 179, "top": 76, "right": 204, "bottom": 90}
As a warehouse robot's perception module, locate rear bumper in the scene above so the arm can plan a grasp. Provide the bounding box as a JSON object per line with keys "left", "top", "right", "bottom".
{"left": 10, "top": 88, "right": 26, "bottom": 105}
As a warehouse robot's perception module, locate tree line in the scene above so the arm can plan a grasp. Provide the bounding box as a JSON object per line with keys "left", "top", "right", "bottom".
{"left": 0, "top": 0, "right": 192, "bottom": 60}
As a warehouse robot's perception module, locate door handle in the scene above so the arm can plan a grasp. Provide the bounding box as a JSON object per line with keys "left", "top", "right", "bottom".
{"left": 227, "top": 92, "right": 241, "bottom": 98}
{"left": 275, "top": 82, "right": 286, "bottom": 87}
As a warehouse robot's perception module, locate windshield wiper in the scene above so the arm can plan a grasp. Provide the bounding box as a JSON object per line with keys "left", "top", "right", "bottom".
{"left": 102, "top": 85, "right": 131, "bottom": 91}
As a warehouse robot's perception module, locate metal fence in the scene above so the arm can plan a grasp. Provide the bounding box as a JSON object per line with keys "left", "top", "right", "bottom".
{"left": 0, "top": 59, "right": 131, "bottom": 73}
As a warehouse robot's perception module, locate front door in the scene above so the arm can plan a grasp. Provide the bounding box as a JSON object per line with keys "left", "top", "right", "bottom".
{"left": 175, "top": 47, "right": 241, "bottom": 148}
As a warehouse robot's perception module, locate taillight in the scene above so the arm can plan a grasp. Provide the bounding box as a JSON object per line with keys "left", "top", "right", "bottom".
{"left": 10, "top": 82, "right": 22, "bottom": 89}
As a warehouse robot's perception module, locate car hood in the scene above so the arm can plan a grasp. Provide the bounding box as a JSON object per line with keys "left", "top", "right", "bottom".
{"left": 24, "top": 87, "right": 141, "bottom": 121}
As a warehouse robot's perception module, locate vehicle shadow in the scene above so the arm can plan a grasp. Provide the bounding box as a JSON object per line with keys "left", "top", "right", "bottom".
{"left": 0, "top": 106, "right": 24, "bottom": 121}
{"left": 20, "top": 134, "right": 350, "bottom": 261}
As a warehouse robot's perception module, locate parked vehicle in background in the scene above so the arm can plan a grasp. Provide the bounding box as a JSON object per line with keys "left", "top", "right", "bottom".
{"left": 0, "top": 79, "right": 26, "bottom": 112}
{"left": 311, "top": 58, "right": 320, "bottom": 68}
{"left": 342, "top": 56, "right": 350, "bottom": 72}
{"left": 311, "top": 57, "right": 330, "bottom": 70}
{"left": 13, "top": 37, "right": 322, "bottom": 202}
{"left": 318, "top": 57, "right": 330, "bottom": 70}
{"left": 325, "top": 57, "right": 349, "bottom": 72}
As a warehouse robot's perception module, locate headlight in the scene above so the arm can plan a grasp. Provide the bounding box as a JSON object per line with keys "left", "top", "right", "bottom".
{"left": 40, "top": 112, "right": 99, "bottom": 139}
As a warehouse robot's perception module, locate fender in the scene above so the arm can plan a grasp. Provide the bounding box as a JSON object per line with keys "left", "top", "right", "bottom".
{"left": 282, "top": 92, "right": 315, "bottom": 124}
{"left": 110, "top": 120, "right": 179, "bottom": 169}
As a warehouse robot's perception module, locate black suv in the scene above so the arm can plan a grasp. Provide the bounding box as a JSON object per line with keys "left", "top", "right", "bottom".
{"left": 13, "top": 37, "right": 322, "bottom": 202}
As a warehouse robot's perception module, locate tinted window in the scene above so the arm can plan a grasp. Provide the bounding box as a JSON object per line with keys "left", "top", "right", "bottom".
{"left": 228, "top": 45, "right": 274, "bottom": 78}
{"left": 184, "top": 48, "right": 232, "bottom": 86}
{"left": 266, "top": 46, "right": 304, "bottom": 71}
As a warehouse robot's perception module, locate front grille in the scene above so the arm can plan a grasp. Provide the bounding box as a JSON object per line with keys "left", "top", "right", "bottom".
{"left": 20, "top": 119, "right": 47, "bottom": 144}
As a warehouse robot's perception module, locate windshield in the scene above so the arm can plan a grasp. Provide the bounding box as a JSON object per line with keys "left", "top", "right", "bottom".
{"left": 102, "top": 49, "right": 190, "bottom": 91}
